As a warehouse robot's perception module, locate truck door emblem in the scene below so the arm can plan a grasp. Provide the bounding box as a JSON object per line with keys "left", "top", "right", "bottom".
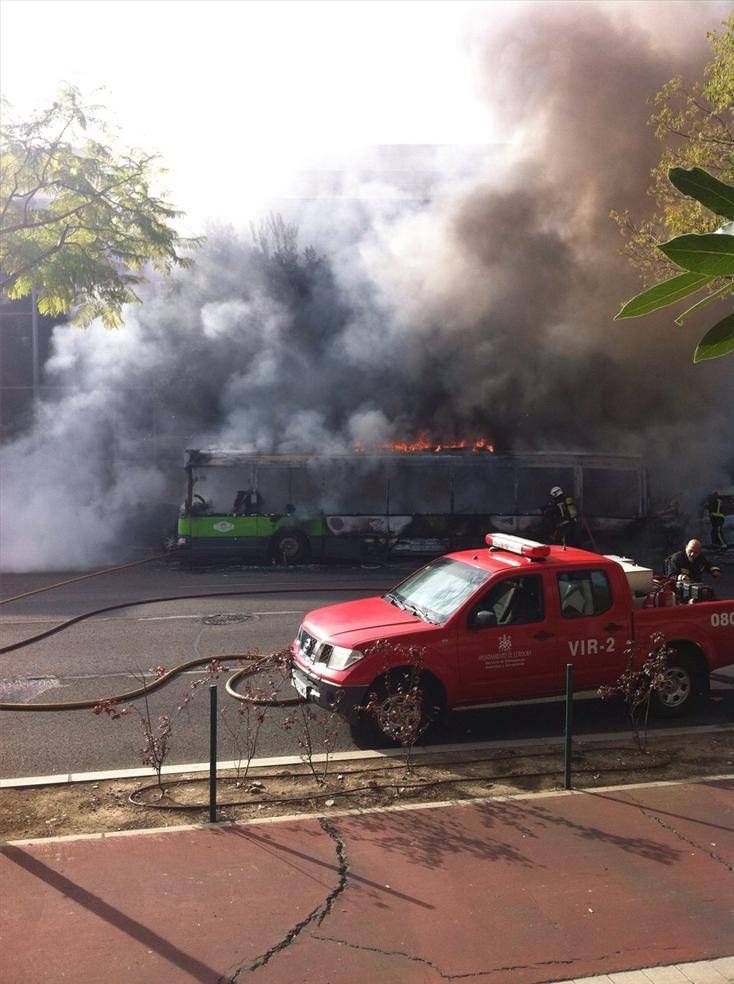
{"left": 213, "top": 522, "right": 235, "bottom": 533}
{"left": 499, "top": 634, "right": 512, "bottom": 652}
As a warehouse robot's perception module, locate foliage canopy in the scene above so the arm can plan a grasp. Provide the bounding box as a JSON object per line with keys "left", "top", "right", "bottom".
{"left": 611, "top": 13, "right": 734, "bottom": 283}
{"left": 613, "top": 16, "right": 734, "bottom": 363}
{"left": 0, "top": 86, "right": 202, "bottom": 326}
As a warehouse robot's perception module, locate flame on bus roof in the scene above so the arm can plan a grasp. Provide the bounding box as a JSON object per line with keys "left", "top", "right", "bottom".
{"left": 353, "top": 435, "right": 495, "bottom": 454}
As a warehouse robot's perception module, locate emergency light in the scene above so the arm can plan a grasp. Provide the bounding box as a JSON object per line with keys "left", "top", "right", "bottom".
{"left": 485, "top": 533, "right": 550, "bottom": 560}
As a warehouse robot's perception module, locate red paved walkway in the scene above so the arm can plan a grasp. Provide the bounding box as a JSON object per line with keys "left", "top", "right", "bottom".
{"left": 1, "top": 778, "right": 732, "bottom": 983}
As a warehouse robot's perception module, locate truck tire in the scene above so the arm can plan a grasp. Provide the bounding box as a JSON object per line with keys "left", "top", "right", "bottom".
{"left": 348, "top": 671, "right": 442, "bottom": 749}
{"left": 652, "top": 652, "right": 699, "bottom": 718}
{"left": 271, "top": 530, "right": 310, "bottom": 565}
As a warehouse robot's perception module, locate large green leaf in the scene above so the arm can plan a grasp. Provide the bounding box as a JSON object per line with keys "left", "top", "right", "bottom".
{"left": 615, "top": 271, "right": 712, "bottom": 319}
{"left": 659, "top": 233, "right": 734, "bottom": 275}
{"left": 668, "top": 167, "right": 734, "bottom": 221}
{"left": 674, "top": 282, "right": 734, "bottom": 326}
{"left": 693, "top": 313, "right": 734, "bottom": 363}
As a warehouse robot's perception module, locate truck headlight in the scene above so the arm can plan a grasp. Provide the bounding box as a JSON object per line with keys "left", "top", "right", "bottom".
{"left": 327, "top": 646, "right": 364, "bottom": 670}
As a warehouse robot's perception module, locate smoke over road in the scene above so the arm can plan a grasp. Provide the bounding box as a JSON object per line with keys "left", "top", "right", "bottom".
{"left": 2, "top": 1, "right": 732, "bottom": 571}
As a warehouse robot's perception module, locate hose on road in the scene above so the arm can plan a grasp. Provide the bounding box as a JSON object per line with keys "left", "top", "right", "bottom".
{"left": 0, "top": 553, "right": 172, "bottom": 607}
{"left": 0, "top": 585, "right": 381, "bottom": 656}
{"left": 0, "top": 585, "right": 383, "bottom": 710}
{"left": 0, "top": 651, "right": 303, "bottom": 712}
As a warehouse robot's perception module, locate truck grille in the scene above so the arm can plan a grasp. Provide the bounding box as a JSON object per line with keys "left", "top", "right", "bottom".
{"left": 297, "top": 627, "right": 331, "bottom": 664}
{"left": 297, "top": 627, "right": 318, "bottom": 662}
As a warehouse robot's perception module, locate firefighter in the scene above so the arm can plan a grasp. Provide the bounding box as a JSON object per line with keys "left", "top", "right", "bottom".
{"left": 706, "top": 491, "right": 728, "bottom": 552}
{"left": 666, "top": 538, "right": 721, "bottom": 582}
{"left": 543, "top": 486, "right": 579, "bottom": 546}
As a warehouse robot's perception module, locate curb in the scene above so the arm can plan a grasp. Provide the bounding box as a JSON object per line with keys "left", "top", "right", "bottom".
{"left": 3, "top": 771, "right": 733, "bottom": 848}
{"left": 2, "top": 722, "right": 733, "bottom": 789}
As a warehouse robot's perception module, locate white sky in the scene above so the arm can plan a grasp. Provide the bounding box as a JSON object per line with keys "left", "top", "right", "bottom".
{"left": 0, "top": 0, "right": 505, "bottom": 230}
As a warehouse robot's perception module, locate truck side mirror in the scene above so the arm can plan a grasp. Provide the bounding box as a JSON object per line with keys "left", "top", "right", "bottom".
{"left": 471, "top": 610, "right": 497, "bottom": 629}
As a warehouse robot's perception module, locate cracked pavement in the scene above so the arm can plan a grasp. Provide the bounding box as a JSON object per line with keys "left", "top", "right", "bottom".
{"left": 1, "top": 777, "right": 732, "bottom": 983}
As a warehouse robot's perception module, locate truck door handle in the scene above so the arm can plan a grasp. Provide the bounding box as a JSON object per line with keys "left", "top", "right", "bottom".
{"left": 604, "top": 623, "right": 624, "bottom": 632}
{"left": 533, "top": 630, "right": 554, "bottom": 640}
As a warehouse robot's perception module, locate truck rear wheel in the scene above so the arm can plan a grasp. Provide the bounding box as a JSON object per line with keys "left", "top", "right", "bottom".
{"left": 652, "top": 652, "right": 699, "bottom": 717}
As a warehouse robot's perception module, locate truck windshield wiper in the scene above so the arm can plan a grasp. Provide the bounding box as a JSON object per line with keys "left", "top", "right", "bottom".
{"left": 401, "top": 602, "right": 439, "bottom": 623}
{"left": 384, "top": 592, "right": 405, "bottom": 610}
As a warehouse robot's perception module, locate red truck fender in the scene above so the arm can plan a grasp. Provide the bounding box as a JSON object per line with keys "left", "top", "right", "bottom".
{"left": 635, "top": 599, "right": 734, "bottom": 682}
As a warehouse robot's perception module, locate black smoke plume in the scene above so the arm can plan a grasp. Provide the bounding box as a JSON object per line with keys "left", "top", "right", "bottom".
{"left": 2, "top": 2, "right": 732, "bottom": 570}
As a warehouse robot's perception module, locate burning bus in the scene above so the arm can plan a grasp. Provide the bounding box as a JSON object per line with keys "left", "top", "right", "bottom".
{"left": 175, "top": 448, "right": 647, "bottom": 563}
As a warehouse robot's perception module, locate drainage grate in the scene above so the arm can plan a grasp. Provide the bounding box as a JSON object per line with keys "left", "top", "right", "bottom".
{"left": 201, "top": 613, "right": 252, "bottom": 626}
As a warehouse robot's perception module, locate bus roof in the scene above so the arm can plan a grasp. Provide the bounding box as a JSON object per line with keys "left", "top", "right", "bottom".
{"left": 184, "top": 448, "right": 644, "bottom": 468}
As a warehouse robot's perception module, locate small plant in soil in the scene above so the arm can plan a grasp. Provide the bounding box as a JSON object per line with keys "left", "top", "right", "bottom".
{"left": 598, "top": 633, "right": 670, "bottom": 751}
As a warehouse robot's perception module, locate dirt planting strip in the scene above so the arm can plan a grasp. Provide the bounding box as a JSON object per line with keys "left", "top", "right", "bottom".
{"left": 2, "top": 729, "right": 733, "bottom": 843}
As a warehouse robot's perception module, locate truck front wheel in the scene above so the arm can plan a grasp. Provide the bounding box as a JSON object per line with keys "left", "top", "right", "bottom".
{"left": 348, "top": 671, "right": 443, "bottom": 749}
{"left": 653, "top": 653, "right": 699, "bottom": 717}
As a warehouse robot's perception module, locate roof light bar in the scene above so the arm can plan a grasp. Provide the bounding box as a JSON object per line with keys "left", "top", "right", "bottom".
{"left": 485, "top": 533, "right": 550, "bottom": 560}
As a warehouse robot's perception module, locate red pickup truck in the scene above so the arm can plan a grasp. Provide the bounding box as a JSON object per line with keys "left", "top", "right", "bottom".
{"left": 291, "top": 534, "right": 734, "bottom": 745}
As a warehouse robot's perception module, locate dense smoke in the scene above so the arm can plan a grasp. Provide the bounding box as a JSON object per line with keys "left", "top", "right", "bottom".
{"left": 2, "top": 1, "right": 733, "bottom": 570}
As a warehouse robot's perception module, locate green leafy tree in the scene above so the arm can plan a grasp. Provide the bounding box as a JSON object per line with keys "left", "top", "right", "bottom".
{"left": 1, "top": 86, "right": 202, "bottom": 327}
{"left": 613, "top": 15, "right": 734, "bottom": 363}
{"left": 611, "top": 14, "right": 734, "bottom": 284}
{"left": 616, "top": 167, "right": 734, "bottom": 363}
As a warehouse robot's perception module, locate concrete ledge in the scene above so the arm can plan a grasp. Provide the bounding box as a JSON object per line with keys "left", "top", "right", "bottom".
{"left": 2, "top": 723, "right": 733, "bottom": 789}
{"left": 3, "top": 771, "right": 733, "bottom": 848}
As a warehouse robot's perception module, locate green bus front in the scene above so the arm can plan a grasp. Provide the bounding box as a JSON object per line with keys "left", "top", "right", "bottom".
{"left": 177, "top": 512, "right": 327, "bottom": 563}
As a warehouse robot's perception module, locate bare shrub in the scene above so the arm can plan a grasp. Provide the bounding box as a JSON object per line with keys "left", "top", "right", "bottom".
{"left": 598, "top": 633, "right": 670, "bottom": 751}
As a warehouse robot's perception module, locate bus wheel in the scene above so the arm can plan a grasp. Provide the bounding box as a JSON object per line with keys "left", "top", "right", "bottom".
{"left": 271, "top": 531, "right": 310, "bottom": 565}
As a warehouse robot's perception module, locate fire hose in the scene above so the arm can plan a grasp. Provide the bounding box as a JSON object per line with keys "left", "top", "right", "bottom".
{"left": 0, "top": 561, "right": 685, "bottom": 814}
{"left": 0, "top": 651, "right": 301, "bottom": 712}
{"left": 0, "top": 552, "right": 172, "bottom": 607}
{"left": 128, "top": 755, "right": 673, "bottom": 813}
{"left": 0, "top": 579, "right": 385, "bottom": 710}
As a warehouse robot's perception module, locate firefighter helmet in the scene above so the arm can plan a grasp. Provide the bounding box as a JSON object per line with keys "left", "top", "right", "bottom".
{"left": 550, "top": 486, "right": 563, "bottom": 498}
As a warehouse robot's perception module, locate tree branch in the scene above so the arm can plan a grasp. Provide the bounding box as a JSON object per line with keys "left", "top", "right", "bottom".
{"left": 0, "top": 223, "right": 77, "bottom": 290}
{"left": 1, "top": 161, "right": 151, "bottom": 235}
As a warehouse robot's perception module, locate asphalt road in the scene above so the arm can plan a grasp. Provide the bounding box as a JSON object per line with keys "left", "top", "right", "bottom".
{"left": 1, "top": 556, "right": 733, "bottom": 780}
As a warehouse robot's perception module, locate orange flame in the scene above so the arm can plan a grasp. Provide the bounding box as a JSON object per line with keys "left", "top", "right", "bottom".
{"left": 354, "top": 433, "right": 494, "bottom": 454}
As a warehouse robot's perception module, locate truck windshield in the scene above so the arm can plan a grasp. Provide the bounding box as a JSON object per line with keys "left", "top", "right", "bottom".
{"left": 385, "top": 557, "right": 491, "bottom": 624}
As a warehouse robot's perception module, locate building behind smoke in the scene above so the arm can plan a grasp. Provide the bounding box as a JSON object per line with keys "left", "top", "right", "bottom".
{"left": 0, "top": 295, "right": 57, "bottom": 441}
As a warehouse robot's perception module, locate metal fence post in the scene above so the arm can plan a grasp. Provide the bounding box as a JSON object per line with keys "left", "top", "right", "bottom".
{"left": 564, "top": 663, "right": 574, "bottom": 790}
{"left": 209, "top": 683, "right": 218, "bottom": 823}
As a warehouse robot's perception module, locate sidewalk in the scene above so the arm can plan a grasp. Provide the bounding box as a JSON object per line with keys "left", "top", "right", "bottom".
{"left": 1, "top": 777, "right": 732, "bottom": 983}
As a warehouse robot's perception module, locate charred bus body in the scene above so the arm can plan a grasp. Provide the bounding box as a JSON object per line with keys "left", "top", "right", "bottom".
{"left": 176, "top": 449, "right": 648, "bottom": 563}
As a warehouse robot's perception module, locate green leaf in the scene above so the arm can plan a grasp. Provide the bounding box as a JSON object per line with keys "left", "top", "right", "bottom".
{"left": 673, "top": 282, "right": 734, "bottom": 326}
{"left": 659, "top": 233, "right": 734, "bottom": 275}
{"left": 693, "top": 313, "right": 734, "bottom": 363}
{"left": 668, "top": 167, "right": 734, "bottom": 221}
{"left": 615, "top": 271, "right": 712, "bottom": 319}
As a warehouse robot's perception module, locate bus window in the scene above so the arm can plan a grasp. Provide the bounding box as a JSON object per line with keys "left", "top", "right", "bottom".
{"left": 582, "top": 468, "right": 641, "bottom": 518}
{"left": 387, "top": 459, "right": 452, "bottom": 513}
{"left": 319, "top": 458, "right": 387, "bottom": 512}
{"left": 516, "top": 468, "right": 574, "bottom": 513}
{"left": 452, "top": 462, "right": 515, "bottom": 514}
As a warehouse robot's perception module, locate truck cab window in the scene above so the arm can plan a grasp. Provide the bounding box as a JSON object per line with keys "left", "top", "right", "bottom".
{"left": 557, "top": 570, "right": 611, "bottom": 618}
{"left": 470, "top": 575, "right": 544, "bottom": 628}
